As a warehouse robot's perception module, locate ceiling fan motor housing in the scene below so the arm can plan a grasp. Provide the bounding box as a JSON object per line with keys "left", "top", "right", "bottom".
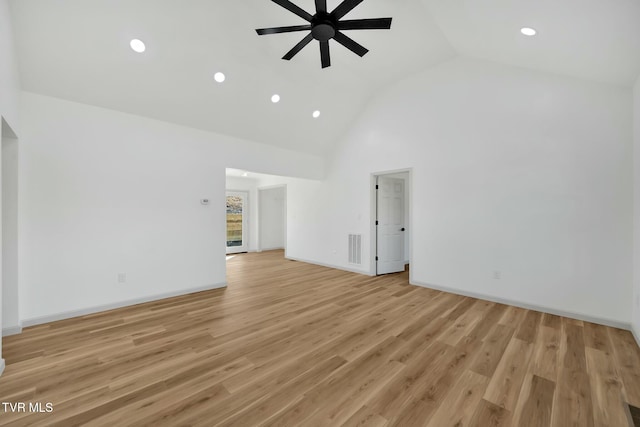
{"left": 311, "top": 14, "right": 336, "bottom": 41}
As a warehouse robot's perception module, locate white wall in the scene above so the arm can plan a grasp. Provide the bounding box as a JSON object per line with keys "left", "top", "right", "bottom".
{"left": 633, "top": 75, "right": 640, "bottom": 335}
{"left": 0, "top": 0, "right": 20, "bottom": 133}
{"left": 287, "top": 57, "right": 633, "bottom": 325}
{"left": 18, "top": 92, "right": 323, "bottom": 324}
{"left": 259, "top": 186, "right": 285, "bottom": 251}
{"left": 2, "top": 132, "right": 19, "bottom": 334}
{"left": 250, "top": 174, "right": 323, "bottom": 264}
{"left": 0, "top": 0, "right": 21, "bottom": 372}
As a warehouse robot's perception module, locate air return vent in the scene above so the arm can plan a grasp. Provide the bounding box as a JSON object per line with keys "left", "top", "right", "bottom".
{"left": 348, "top": 234, "right": 362, "bottom": 265}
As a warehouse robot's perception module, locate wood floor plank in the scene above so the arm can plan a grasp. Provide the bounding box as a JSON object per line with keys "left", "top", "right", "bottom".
{"left": 0, "top": 250, "right": 639, "bottom": 426}
{"left": 516, "top": 310, "right": 543, "bottom": 344}
{"left": 216, "top": 355, "right": 348, "bottom": 426}
{"left": 585, "top": 347, "right": 629, "bottom": 427}
{"left": 562, "top": 322, "right": 588, "bottom": 374}
{"left": 260, "top": 336, "right": 404, "bottom": 426}
{"left": 469, "top": 399, "right": 512, "bottom": 426}
{"left": 439, "top": 300, "right": 487, "bottom": 347}
{"left": 530, "top": 325, "right": 560, "bottom": 383}
{"left": 366, "top": 340, "right": 452, "bottom": 420}
{"left": 483, "top": 337, "right": 534, "bottom": 411}
{"left": 470, "top": 323, "right": 515, "bottom": 378}
{"left": 425, "top": 369, "right": 489, "bottom": 427}
{"left": 551, "top": 370, "right": 594, "bottom": 427}
{"left": 583, "top": 322, "right": 613, "bottom": 353}
{"left": 512, "top": 374, "right": 555, "bottom": 427}
{"left": 386, "top": 338, "right": 481, "bottom": 426}
{"left": 340, "top": 405, "right": 388, "bottom": 427}
{"left": 609, "top": 328, "right": 640, "bottom": 407}
{"left": 542, "top": 313, "right": 562, "bottom": 330}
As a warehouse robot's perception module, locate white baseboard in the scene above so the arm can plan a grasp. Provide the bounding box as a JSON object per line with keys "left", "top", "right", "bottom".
{"left": 286, "top": 255, "right": 375, "bottom": 276}
{"left": 2, "top": 325, "right": 22, "bottom": 337}
{"left": 260, "top": 247, "right": 285, "bottom": 252}
{"left": 411, "top": 279, "right": 630, "bottom": 330}
{"left": 22, "top": 282, "right": 227, "bottom": 328}
{"left": 0, "top": 359, "right": 5, "bottom": 377}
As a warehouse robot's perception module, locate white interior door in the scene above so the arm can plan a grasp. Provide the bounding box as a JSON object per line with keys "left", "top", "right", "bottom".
{"left": 226, "top": 191, "right": 249, "bottom": 254}
{"left": 376, "top": 176, "right": 405, "bottom": 275}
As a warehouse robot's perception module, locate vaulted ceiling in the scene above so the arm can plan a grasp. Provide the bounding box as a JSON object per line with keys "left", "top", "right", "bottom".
{"left": 9, "top": 0, "right": 640, "bottom": 155}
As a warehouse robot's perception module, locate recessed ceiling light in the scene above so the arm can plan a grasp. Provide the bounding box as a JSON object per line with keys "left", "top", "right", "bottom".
{"left": 214, "top": 72, "right": 226, "bottom": 83}
{"left": 520, "top": 27, "right": 537, "bottom": 36}
{"left": 271, "top": 94, "right": 281, "bottom": 103}
{"left": 313, "top": 110, "right": 321, "bottom": 119}
{"left": 130, "top": 39, "right": 146, "bottom": 53}
{"left": 242, "top": 172, "right": 248, "bottom": 177}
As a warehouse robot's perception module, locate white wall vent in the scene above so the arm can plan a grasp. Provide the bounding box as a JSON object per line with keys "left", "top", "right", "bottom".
{"left": 348, "top": 234, "right": 362, "bottom": 265}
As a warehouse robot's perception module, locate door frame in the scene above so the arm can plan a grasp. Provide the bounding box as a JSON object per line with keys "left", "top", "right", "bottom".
{"left": 370, "top": 168, "right": 413, "bottom": 278}
{"left": 226, "top": 190, "right": 250, "bottom": 254}
{"left": 257, "top": 184, "right": 287, "bottom": 256}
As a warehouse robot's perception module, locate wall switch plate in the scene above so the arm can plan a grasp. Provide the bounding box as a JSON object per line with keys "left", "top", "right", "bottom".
{"left": 118, "top": 273, "right": 126, "bottom": 283}
{"left": 493, "top": 271, "right": 501, "bottom": 280}
{"left": 201, "top": 199, "right": 210, "bottom": 205}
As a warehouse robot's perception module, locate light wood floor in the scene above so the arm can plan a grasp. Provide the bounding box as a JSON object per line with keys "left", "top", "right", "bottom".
{"left": 1, "top": 251, "right": 639, "bottom": 426}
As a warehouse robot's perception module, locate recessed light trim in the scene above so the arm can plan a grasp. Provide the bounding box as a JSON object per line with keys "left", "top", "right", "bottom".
{"left": 271, "top": 94, "right": 281, "bottom": 103}
{"left": 130, "top": 39, "right": 146, "bottom": 53}
{"left": 520, "top": 27, "right": 537, "bottom": 36}
{"left": 313, "top": 110, "right": 321, "bottom": 119}
{"left": 214, "top": 72, "right": 226, "bottom": 83}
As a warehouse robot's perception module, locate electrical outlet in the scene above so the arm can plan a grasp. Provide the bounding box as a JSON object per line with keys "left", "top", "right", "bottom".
{"left": 118, "top": 273, "right": 126, "bottom": 283}
{"left": 493, "top": 271, "right": 501, "bottom": 280}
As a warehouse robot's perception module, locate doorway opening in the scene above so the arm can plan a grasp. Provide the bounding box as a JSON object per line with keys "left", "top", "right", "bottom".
{"left": 226, "top": 191, "right": 249, "bottom": 254}
{"left": 225, "top": 169, "right": 289, "bottom": 266}
{"left": 372, "top": 169, "right": 412, "bottom": 277}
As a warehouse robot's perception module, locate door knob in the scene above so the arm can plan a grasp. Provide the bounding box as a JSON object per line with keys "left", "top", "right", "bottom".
{"left": 401, "top": 228, "right": 405, "bottom": 231}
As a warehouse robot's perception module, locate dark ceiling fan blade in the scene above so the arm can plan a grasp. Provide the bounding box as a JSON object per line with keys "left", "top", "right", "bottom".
{"left": 315, "top": 0, "right": 327, "bottom": 13}
{"left": 333, "top": 31, "right": 368, "bottom": 57}
{"left": 283, "top": 33, "right": 314, "bottom": 60}
{"left": 256, "top": 25, "right": 312, "bottom": 35}
{"left": 337, "top": 18, "right": 392, "bottom": 31}
{"left": 331, "top": 0, "right": 364, "bottom": 20}
{"left": 320, "top": 41, "right": 331, "bottom": 68}
{"left": 272, "top": 0, "right": 313, "bottom": 22}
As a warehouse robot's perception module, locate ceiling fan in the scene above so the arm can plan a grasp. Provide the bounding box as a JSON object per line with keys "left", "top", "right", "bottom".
{"left": 256, "top": 0, "right": 392, "bottom": 69}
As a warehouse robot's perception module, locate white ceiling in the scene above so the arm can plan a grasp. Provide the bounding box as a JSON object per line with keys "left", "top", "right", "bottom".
{"left": 424, "top": 0, "right": 640, "bottom": 87}
{"left": 9, "top": 0, "right": 640, "bottom": 156}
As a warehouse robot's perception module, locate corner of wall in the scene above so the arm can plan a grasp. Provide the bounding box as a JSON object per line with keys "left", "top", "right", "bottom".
{"left": 0, "top": 0, "right": 22, "bottom": 136}
{"left": 2, "top": 324, "right": 22, "bottom": 337}
{"left": 633, "top": 75, "right": 640, "bottom": 335}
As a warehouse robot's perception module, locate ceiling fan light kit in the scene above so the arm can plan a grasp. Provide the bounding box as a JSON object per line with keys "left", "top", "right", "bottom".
{"left": 256, "top": 0, "right": 392, "bottom": 68}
